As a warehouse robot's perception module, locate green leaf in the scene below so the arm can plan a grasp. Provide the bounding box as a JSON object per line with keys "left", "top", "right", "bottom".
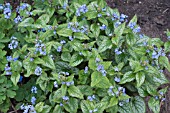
{"left": 114, "top": 22, "right": 125, "bottom": 37}
{"left": 129, "top": 59, "right": 143, "bottom": 72}
{"left": 6, "top": 90, "right": 16, "bottom": 98}
{"left": 61, "top": 52, "right": 71, "bottom": 62}
{"left": 148, "top": 97, "right": 160, "bottom": 113}
{"left": 53, "top": 105, "right": 63, "bottom": 113}
{"left": 64, "top": 97, "right": 78, "bottom": 113}
{"left": 36, "top": 14, "right": 50, "bottom": 25}
{"left": 91, "top": 71, "right": 111, "bottom": 88}
{"left": 81, "top": 100, "right": 94, "bottom": 113}
{"left": 119, "top": 96, "right": 145, "bottom": 113}
{"left": 35, "top": 102, "right": 44, "bottom": 112}
{"left": 129, "top": 15, "right": 137, "bottom": 25}
{"left": 120, "top": 71, "right": 135, "bottom": 84}
{"left": 41, "top": 105, "right": 52, "bottom": 113}
{"left": 57, "top": 28, "right": 73, "bottom": 37}
{"left": 164, "top": 41, "right": 170, "bottom": 53}
{"left": 18, "top": 17, "right": 34, "bottom": 27}
{"left": 74, "top": 32, "right": 89, "bottom": 40}
{"left": 11, "top": 73, "right": 20, "bottom": 86}
{"left": 68, "top": 86, "right": 84, "bottom": 99}
{"left": 98, "top": 17, "right": 108, "bottom": 26}
{"left": 90, "top": 23, "right": 100, "bottom": 37}
{"left": 97, "top": 0, "right": 106, "bottom": 8}
{"left": 77, "top": 85, "right": 93, "bottom": 96}
{"left": 136, "top": 72, "right": 145, "bottom": 87}
{"left": 70, "top": 53, "right": 83, "bottom": 67}
{"left": 85, "top": 11, "right": 97, "bottom": 20}
{"left": 109, "top": 96, "right": 118, "bottom": 107}
{"left": 98, "top": 39, "right": 112, "bottom": 53}
{"left": 159, "top": 56, "right": 170, "bottom": 72}
{"left": 70, "top": 41, "right": 84, "bottom": 51}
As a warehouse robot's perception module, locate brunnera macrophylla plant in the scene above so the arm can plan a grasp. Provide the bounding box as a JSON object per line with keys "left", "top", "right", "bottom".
{"left": 0, "top": 0, "right": 170, "bottom": 113}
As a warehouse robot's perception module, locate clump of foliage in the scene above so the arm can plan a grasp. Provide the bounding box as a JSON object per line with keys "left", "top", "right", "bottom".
{"left": 0, "top": 0, "right": 170, "bottom": 113}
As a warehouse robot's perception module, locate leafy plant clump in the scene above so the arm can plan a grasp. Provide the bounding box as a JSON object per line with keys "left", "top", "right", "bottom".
{"left": 0, "top": 0, "right": 170, "bottom": 113}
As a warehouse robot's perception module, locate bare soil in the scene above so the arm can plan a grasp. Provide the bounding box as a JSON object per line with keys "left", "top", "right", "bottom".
{"left": 106, "top": 0, "right": 170, "bottom": 113}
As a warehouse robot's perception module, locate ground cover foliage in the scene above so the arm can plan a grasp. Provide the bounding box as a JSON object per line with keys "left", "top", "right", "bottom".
{"left": 0, "top": 0, "right": 170, "bottom": 113}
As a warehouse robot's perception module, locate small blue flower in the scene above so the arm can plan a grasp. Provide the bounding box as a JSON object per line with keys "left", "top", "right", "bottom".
{"left": 34, "top": 66, "right": 42, "bottom": 76}
{"left": 84, "top": 66, "right": 88, "bottom": 74}
{"left": 167, "top": 36, "right": 170, "bottom": 40}
{"left": 93, "top": 108, "right": 98, "bottom": 112}
{"left": 54, "top": 81, "right": 58, "bottom": 88}
{"left": 69, "top": 36, "right": 74, "bottom": 41}
{"left": 13, "top": 57, "right": 19, "bottom": 61}
{"left": 114, "top": 77, "right": 120, "bottom": 82}
{"left": 6, "top": 56, "right": 13, "bottom": 61}
{"left": 30, "top": 58, "right": 34, "bottom": 62}
{"left": 119, "top": 102, "right": 124, "bottom": 106}
{"left": 95, "top": 58, "right": 100, "bottom": 63}
{"left": 114, "top": 21, "right": 121, "bottom": 27}
{"left": 97, "top": 65, "right": 104, "bottom": 71}
{"left": 0, "top": 5, "right": 3, "bottom": 10}
{"left": 128, "top": 22, "right": 136, "bottom": 29}
{"left": 60, "top": 103, "right": 63, "bottom": 106}
{"left": 62, "top": 96, "right": 69, "bottom": 101}
{"left": 14, "top": 15, "right": 22, "bottom": 23}
{"left": 97, "top": 13, "right": 102, "bottom": 17}
{"left": 100, "top": 24, "right": 107, "bottom": 30}
{"left": 115, "top": 48, "right": 122, "bottom": 55}
{"left": 8, "top": 39, "right": 18, "bottom": 49}
{"left": 133, "top": 26, "right": 141, "bottom": 33}
{"left": 113, "top": 13, "right": 119, "bottom": 19}
{"left": 161, "top": 98, "right": 166, "bottom": 101}
{"left": 31, "top": 86, "right": 37, "bottom": 93}
{"left": 3, "top": 7, "right": 11, "bottom": 19}
{"left": 57, "top": 46, "right": 62, "bottom": 52}
{"left": 62, "top": 2, "right": 68, "bottom": 9}
{"left": 60, "top": 40, "right": 66, "bottom": 44}
{"left": 31, "top": 96, "right": 36, "bottom": 105}
{"left": 87, "top": 95, "right": 95, "bottom": 101}
{"left": 19, "top": 75, "right": 23, "bottom": 82}
{"left": 114, "top": 67, "right": 119, "bottom": 72}
{"left": 89, "top": 110, "right": 93, "bottom": 113}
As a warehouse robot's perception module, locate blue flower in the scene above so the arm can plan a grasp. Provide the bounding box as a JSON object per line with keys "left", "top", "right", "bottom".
{"left": 115, "top": 48, "right": 122, "bottom": 55}
{"left": 60, "top": 103, "right": 63, "bottom": 106}
{"left": 62, "top": 96, "right": 69, "bottom": 101}
{"left": 6, "top": 56, "right": 13, "bottom": 61}
{"left": 30, "top": 58, "right": 34, "bottom": 62}
{"left": 76, "top": 4, "right": 88, "bottom": 16}
{"left": 19, "top": 75, "right": 23, "bottom": 82}
{"left": 84, "top": 66, "right": 88, "bottom": 74}
{"left": 69, "top": 36, "right": 74, "bottom": 41}
{"left": 114, "top": 67, "right": 119, "bottom": 72}
{"left": 97, "top": 13, "right": 102, "bottom": 17}
{"left": 114, "top": 77, "right": 120, "bottom": 82}
{"left": 54, "top": 81, "right": 58, "bottom": 88}
{"left": 113, "top": 13, "right": 119, "bottom": 19}
{"left": 34, "top": 66, "right": 42, "bottom": 76}
{"left": 87, "top": 95, "right": 95, "bottom": 101}
{"left": 8, "top": 38, "right": 18, "bottom": 49}
{"left": 114, "top": 21, "right": 121, "bottom": 27}
{"left": 133, "top": 26, "right": 141, "bottom": 33}
{"left": 0, "top": 5, "right": 3, "bottom": 10}
{"left": 14, "top": 15, "right": 22, "bottom": 23}
{"left": 31, "top": 86, "right": 37, "bottom": 93}
{"left": 20, "top": 3, "right": 29, "bottom": 10}
{"left": 128, "top": 22, "right": 136, "bottom": 29}
{"left": 93, "top": 108, "right": 98, "bottom": 112}
{"left": 57, "top": 46, "right": 62, "bottom": 52}
{"left": 3, "top": 7, "right": 11, "bottom": 19}
{"left": 95, "top": 58, "right": 100, "bottom": 63}
{"left": 31, "top": 96, "right": 36, "bottom": 105}
{"left": 60, "top": 40, "right": 66, "bottom": 44}
{"left": 167, "top": 36, "right": 170, "bottom": 40}
{"left": 119, "top": 102, "right": 124, "bottom": 106}
{"left": 62, "top": 2, "right": 68, "bottom": 9}
{"left": 100, "top": 24, "right": 107, "bottom": 30}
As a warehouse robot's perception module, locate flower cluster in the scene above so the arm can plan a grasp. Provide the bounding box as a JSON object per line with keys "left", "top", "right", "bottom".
{"left": 34, "top": 66, "right": 42, "bottom": 76}
{"left": 20, "top": 104, "right": 36, "bottom": 113}
{"left": 8, "top": 36, "right": 18, "bottom": 49}
{"left": 152, "top": 47, "right": 165, "bottom": 59}
{"left": 14, "top": 15, "right": 22, "bottom": 23}
{"left": 31, "top": 86, "right": 37, "bottom": 93}
{"left": 76, "top": 4, "right": 88, "bottom": 16}
{"left": 115, "top": 48, "right": 124, "bottom": 55}
{"left": 128, "top": 22, "right": 141, "bottom": 33}
{"left": 3, "top": 3, "right": 11, "bottom": 19}
{"left": 16, "top": 3, "right": 29, "bottom": 12}
{"left": 31, "top": 96, "right": 36, "bottom": 105}
{"left": 87, "top": 95, "right": 95, "bottom": 101}
{"left": 34, "top": 41, "right": 46, "bottom": 55}
{"left": 4, "top": 64, "right": 12, "bottom": 75}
